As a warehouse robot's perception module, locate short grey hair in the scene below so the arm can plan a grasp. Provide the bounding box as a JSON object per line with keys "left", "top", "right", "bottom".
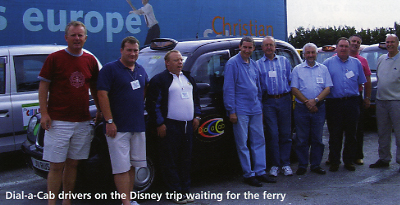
{"left": 262, "top": 36, "right": 276, "bottom": 46}
{"left": 386, "top": 34, "right": 399, "bottom": 43}
{"left": 302, "top": 43, "right": 318, "bottom": 53}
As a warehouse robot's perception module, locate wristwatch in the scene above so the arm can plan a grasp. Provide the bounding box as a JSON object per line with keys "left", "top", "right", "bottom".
{"left": 195, "top": 116, "right": 201, "bottom": 120}
{"left": 106, "top": 119, "right": 113, "bottom": 124}
{"left": 314, "top": 98, "right": 319, "bottom": 103}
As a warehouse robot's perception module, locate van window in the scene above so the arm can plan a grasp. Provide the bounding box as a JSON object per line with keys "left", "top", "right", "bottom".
{"left": 276, "top": 48, "right": 300, "bottom": 68}
{"left": 0, "top": 57, "right": 5, "bottom": 94}
{"left": 137, "top": 52, "right": 188, "bottom": 79}
{"left": 190, "top": 50, "right": 229, "bottom": 93}
{"left": 14, "top": 54, "right": 48, "bottom": 92}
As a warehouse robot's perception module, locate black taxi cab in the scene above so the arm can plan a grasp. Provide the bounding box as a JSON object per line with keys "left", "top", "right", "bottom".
{"left": 22, "top": 37, "right": 302, "bottom": 192}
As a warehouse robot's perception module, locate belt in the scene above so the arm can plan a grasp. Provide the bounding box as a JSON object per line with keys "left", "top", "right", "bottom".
{"left": 267, "top": 92, "right": 289, "bottom": 99}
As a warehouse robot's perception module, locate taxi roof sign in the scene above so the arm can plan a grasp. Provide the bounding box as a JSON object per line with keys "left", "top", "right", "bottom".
{"left": 150, "top": 38, "right": 178, "bottom": 50}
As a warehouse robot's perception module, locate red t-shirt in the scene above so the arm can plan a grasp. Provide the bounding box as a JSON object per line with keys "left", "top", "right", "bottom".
{"left": 39, "top": 49, "right": 99, "bottom": 122}
{"left": 354, "top": 54, "right": 371, "bottom": 92}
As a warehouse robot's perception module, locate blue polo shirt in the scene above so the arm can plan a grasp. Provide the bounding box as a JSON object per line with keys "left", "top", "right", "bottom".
{"left": 323, "top": 55, "right": 366, "bottom": 98}
{"left": 223, "top": 52, "right": 262, "bottom": 115}
{"left": 257, "top": 54, "right": 292, "bottom": 95}
{"left": 291, "top": 61, "right": 333, "bottom": 103}
{"left": 97, "top": 59, "right": 149, "bottom": 132}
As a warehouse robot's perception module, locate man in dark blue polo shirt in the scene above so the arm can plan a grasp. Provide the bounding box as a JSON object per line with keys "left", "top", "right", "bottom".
{"left": 97, "top": 36, "right": 148, "bottom": 205}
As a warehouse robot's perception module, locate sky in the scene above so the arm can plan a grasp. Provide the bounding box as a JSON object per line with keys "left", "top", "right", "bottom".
{"left": 287, "top": 0, "right": 400, "bottom": 35}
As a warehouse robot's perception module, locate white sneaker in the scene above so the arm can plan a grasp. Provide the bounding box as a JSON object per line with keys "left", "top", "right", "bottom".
{"left": 269, "top": 166, "right": 279, "bottom": 177}
{"left": 282, "top": 166, "right": 293, "bottom": 176}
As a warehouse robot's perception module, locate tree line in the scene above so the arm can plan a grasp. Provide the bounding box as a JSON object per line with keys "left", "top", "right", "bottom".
{"left": 288, "top": 22, "right": 400, "bottom": 48}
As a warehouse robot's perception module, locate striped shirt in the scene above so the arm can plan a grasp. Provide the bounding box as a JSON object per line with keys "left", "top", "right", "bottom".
{"left": 257, "top": 54, "right": 292, "bottom": 95}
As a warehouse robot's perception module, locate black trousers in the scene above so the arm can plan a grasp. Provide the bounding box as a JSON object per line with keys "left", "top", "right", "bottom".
{"left": 326, "top": 97, "right": 360, "bottom": 165}
{"left": 158, "top": 118, "right": 193, "bottom": 193}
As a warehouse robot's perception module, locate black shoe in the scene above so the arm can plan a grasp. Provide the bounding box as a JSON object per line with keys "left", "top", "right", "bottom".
{"left": 256, "top": 174, "right": 277, "bottom": 183}
{"left": 244, "top": 176, "right": 262, "bottom": 187}
{"left": 344, "top": 163, "right": 356, "bottom": 171}
{"left": 354, "top": 159, "right": 364, "bottom": 165}
{"left": 369, "top": 159, "right": 390, "bottom": 168}
{"left": 311, "top": 167, "right": 326, "bottom": 175}
{"left": 296, "top": 167, "right": 307, "bottom": 175}
{"left": 329, "top": 164, "right": 339, "bottom": 172}
{"left": 325, "top": 159, "right": 331, "bottom": 165}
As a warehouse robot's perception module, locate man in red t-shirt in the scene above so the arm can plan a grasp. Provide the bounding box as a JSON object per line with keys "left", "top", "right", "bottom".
{"left": 349, "top": 35, "right": 372, "bottom": 166}
{"left": 38, "top": 21, "right": 100, "bottom": 205}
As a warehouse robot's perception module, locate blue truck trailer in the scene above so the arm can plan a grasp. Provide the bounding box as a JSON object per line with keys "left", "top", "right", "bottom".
{"left": 0, "top": 0, "right": 288, "bottom": 64}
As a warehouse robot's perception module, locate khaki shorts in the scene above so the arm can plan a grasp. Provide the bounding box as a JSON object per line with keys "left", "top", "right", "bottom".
{"left": 106, "top": 132, "right": 147, "bottom": 174}
{"left": 43, "top": 120, "right": 93, "bottom": 163}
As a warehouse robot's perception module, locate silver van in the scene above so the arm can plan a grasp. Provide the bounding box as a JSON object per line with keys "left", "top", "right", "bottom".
{"left": 0, "top": 45, "right": 100, "bottom": 154}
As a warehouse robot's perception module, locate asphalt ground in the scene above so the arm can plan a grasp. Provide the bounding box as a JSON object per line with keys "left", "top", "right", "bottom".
{"left": 1, "top": 122, "right": 400, "bottom": 205}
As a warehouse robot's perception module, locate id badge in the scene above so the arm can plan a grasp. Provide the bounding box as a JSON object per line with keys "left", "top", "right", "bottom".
{"left": 181, "top": 92, "right": 189, "bottom": 99}
{"left": 130, "top": 80, "right": 140, "bottom": 90}
{"left": 345, "top": 71, "right": 355, "bottom": 79}
{"left": 316, "top": 77, "right": 324, "bottom": 84}
{"left": 268, "top": 71, "right": 277, "bottom": 77}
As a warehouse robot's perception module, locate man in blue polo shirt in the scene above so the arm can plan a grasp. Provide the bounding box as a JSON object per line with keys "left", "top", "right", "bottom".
{"left": 323, "top": 37, "right": 366, "bottom": 172}
{"left": 224, "top": 36, "right": 276, "bottom": 187}
{"left": 97, "top": 36, "right": 148, "bottom": 205}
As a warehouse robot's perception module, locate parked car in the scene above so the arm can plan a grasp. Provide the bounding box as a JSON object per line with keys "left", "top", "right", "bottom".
{"left": 359, "top": 42, "right": 400, "bottom": 118}
{"left": 22, "top": 37, "right": 302, "bottom": 192}
{"left": 316, "top": 45, "right": 336, "bottom": 63}
{"left": 0, "top": 45, "right": 100, "bottom": 154}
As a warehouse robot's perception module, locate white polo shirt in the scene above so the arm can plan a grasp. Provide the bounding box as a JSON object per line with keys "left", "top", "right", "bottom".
{"left": 167, "top": 72, "right": 194, "bottom": 121}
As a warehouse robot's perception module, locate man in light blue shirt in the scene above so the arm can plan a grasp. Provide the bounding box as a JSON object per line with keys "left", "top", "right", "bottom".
{"left": 323, "top": 37, "right": 366, "bottom": 172}
{"left": 257, "top": 36, "right": 293, "bottom": 177}
{"left": 291, "top": 43, "right": 332, "bottom": 175}
{"left": 224, "top": 36, "right": 276, "bottom": 187}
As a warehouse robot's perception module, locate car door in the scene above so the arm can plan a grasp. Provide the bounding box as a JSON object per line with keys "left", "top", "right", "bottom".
{"left": 0, "top": 53, "right": 16, "bottom": 153}
{"left": 10, "top": 51, "right": 48, "bottom": 151}
{"left": 190, "top": 50, "right": 230, "bottom": 117}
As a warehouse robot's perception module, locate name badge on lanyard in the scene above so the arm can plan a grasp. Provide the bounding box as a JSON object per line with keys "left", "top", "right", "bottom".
{"left": 346, "top": 71, "right": 355, "bottom": 79}
{"left": 269, "top": 71, "right": 277, "bottom": 77}
{"left": 130, "top": 80, "right": 141, "bottom": 90}
{"left": 181, "top": 92, "right": 189, "bottom": 99}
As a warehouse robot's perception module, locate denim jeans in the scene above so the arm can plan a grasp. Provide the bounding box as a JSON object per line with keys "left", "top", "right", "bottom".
{"left": 232, "top": 114, "right": 266, "bottom": 178}
{"left": 294, "top": 103, "right": 325, "bottom": 169}
{"left": 263, "top": 94, "right": 292, "bottom": 167}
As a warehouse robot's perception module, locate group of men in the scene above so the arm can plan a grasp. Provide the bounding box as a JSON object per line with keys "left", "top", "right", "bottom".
{"left": 39, "top": 21, "right": 198, "bottom": 205}
{"left": 37, "top": 19, "right": 400, "bottom": 204}
{"left": 224, "top": 34, "right": 400, "bottom": 188}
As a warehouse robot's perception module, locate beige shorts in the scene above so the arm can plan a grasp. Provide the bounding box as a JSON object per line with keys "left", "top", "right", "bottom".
{"left": 106, "top": 132, "right": 147, "bottom": 174}
{"left": 43, "top": 120, "right": 93, "bottom": 163}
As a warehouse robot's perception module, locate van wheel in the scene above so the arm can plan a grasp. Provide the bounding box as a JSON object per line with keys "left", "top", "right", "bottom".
{"left": 134, "top": 156, "right": 156, "bottom": 192}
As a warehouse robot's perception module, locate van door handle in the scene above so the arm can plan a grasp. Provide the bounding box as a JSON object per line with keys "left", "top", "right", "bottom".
{"left": 0, "top": 109, "right": 9, "bottom": 117}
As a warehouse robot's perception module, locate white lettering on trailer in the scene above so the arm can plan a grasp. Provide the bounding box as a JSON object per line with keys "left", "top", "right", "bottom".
{"left": 20, "top": 7, "right": 142, "bottom": 42}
